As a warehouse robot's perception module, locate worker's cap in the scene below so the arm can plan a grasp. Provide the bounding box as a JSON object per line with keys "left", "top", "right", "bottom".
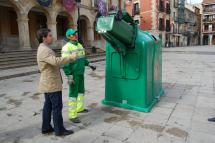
{"left": 66, "top": 29, "right": 77, "bottom": 38}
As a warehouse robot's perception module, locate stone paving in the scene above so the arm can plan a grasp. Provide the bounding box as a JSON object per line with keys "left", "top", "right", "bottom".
{"left": 0, "top": 45, "right": 215, "bottom": 143}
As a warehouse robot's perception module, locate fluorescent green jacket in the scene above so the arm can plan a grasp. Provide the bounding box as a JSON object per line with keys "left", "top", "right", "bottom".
{"left": 61, "top": 41, "right": 89, "bottom": 75}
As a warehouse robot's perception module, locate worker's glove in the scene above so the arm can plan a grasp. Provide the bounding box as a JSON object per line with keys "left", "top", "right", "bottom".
{"left": 88, "top": 64, "right": 96, "bottom": 71}
{"left": 70, "top": 52, "right": 77, "bottom": 61}
{"left": 67, "top": 75, "right": 75, "bottom": 84}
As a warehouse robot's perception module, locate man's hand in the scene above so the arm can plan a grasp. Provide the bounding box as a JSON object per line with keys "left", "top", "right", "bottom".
{"left": 67, "top": 75, "right": 75, "bottom": 84}
{"left": 70, "top": 52, "right": 77, "bottom": 61}
{"left": 89, "top": 64, "right": 96, "bottom": 71}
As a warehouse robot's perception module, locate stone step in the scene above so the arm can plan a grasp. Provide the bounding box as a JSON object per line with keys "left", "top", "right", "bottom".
{"left": 0, "top": 50, "right": 104, "bottom": 59}
{"left": 0, "top": 55, "right": 36, "bottom": 62}
{"left": 0, "top": 52, "right": 35, "bottom": 57}
{"left": 0, "top": 55, "right": 106, "bottom": 70}
{"left": 87, "top": 53, "right": 106, "bottom": 58}
{"left": 0, "top": 47, "right": 104, "bottom": 54}
{"left": 0, "top": 50, "right": 37, "bottom": 56}
{"left": 0, "top": 56, "right": 106, "bottom": 80}
{"left": 0, "top": 48, "right": 105, "bottom": 70}
{"left": 0, "top": 70, "right": 39, "bottom": 80}
{"left": 0, "top": 53, "right": 105, "bottom": 63}
{"left": 0, "top": 58, "right": 36, "bottom": 66}
{"left": 0, "top": 61, "right": 37, "bottom": 70}
{"left": 89, "top": 57, "right": 106, "bottom": 63}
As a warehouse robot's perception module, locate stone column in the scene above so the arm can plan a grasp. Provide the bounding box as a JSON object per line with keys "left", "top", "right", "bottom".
{"left": 209, "top": 34, "right": 212, "bottom": 45}
{"left": 0, "top": 8, "right": 7, "bottom": 50}
{"left": 47, "top": 21, "right": 57, "bottom": 41}
{"left": 17, "top": 13, "right": 31, "bottom": 49}
{"left": 87, "top": 26, "right": 94, "bottom": 47}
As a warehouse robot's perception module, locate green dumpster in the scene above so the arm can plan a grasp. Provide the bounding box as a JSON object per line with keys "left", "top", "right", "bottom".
{"left": 96, "top": 11, "right": 164, "bottom": 112}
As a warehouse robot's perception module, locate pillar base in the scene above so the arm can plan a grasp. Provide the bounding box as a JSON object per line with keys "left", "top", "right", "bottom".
{"left": 19, "top": 46, "right": 32, "bottom": 50}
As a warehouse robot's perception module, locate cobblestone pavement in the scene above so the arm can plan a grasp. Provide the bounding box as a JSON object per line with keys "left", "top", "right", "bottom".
{"left": 0, "top": 46, "right": 214, "bottom": 143}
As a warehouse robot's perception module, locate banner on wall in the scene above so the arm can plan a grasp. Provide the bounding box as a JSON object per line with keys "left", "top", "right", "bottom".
{"left": 96, "top": 0, "right": 108, "bottom": 16}
{"left": 63, "top": 0, "right": 76, "bottom": 12}
{"left": 37, "top": 0, "right": 52, "bottom": 7}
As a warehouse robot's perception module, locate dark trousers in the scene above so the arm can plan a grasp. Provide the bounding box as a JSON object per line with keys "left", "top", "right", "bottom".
{"left": 42, "top": 91, "right": 66, "bottom": 134}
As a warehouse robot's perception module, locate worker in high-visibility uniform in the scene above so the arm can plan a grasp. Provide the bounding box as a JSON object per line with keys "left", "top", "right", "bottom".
{"left": 61, "top": 29, "right": 96, "bottom": 123}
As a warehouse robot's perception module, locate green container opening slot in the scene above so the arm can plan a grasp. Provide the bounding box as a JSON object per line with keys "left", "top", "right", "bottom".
{"left": 96, "top": 10, "right": 164, "bottom": 112}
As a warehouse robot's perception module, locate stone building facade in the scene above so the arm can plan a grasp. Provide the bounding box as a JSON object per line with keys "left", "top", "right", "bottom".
{"left": 184, "top": 4, "right": 201, "bottom": 46}
{"left": 126, "top": 0, "right": 171, "bottom": 47}
{"left": 202, "top": 0, "right": 215, "bottom": 45}
{"left": 169, "top": 2, "right": 201, "bottom": 47}
{"left": 0, "top": 0, "right": 123, "bottom": 51}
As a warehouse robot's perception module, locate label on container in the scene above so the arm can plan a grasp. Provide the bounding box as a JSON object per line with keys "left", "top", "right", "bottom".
{"left": 122, "top": 100, "right": 127, "bottom": 104}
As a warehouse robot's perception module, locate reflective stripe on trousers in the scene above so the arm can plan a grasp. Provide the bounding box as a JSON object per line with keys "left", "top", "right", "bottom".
{"left": 68, "top": 99, "right": 77, "bottom": 119}
{"left": 77, "top": 94, "right": 84, "bottom": 113}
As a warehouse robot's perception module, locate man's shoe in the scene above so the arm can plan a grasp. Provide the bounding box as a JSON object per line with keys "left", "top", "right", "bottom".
{"left": 55, "top": 130, "right": 74, "bottom": 136}
{"left": 42, "top": 128, "right": 54, "bottom": 134}
{"left": 78, "top": 109, "right": 89, "bottom": 113}
{"left": 208, "top": 117, "right": 215, "bottom": 122}
{"left": 70, "top": 117, "right": 81, "bottom": 123}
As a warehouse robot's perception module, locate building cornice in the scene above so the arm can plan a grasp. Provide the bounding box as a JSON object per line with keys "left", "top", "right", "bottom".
{"left": 202, "top": 2, "right": 215, "bottom": 5}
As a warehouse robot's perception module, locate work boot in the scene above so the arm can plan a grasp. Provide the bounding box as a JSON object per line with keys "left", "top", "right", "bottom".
{"left": 78, "top": 108, "right": 89, "bottom": 113}
{"left": 55, "top": 129, "right": 74, "bottom": 136}
{"left": 208, "top": 117, "right": 215, "bottom": 122}
{"left": 70, "top": 117, "right": 81, "bottom": 123}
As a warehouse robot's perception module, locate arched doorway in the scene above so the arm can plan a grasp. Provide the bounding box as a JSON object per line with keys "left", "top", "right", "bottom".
{"left": 94, "top": 21, "right": 101, "bottom": 41}
{"left": 212, "top": 35, "right": 215, "bottom": 45}
{"left": 79, "top": 15, "right": 91, "bottom": 48}
{"left": 56, "top": 12, "right": 74, "bottom": 40}
{"left": 93, "top": 20, "right": 106, "bottom": 49}
{"left": 203, "top": 35, "right": 209, "bottom": 45}
{"left": 28, "top": 7, "right": 48, "bottom": 48}
{"left": 0, "top": 1, "right": 19, "bottom": 51}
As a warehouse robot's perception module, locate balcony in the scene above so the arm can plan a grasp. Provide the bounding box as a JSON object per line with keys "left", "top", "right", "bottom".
{"left": 203, "top": 29, "right": 215, "bottom": 33}
{"left": 173, "top": 16, "right": 185, "bottom": 23}
{"left": 203, "top": 8, "right": 215, "bottom": 13}
{"left": 166, "top": 4, "right": 171, "bottom": 14}
{"left": 173, "top": 28, "right": 178, "bottom": 34}
{"left": 203, "top": 18, "right": 215, "bottom": 23}
{"left": 166, "top": 26, "right": 171, "bottom": 32}
{"left": 184, "top": 18, "right": 193, "bottom": 24}
{"left": 133, "top": 3, "right": 140, "bottom": 15}
{"left": 159, "top": 1, "right": 165, "bottom": 12}
{"left": 159, "top": 24, "right": 165, "bottom": 31}
{"left": 183, "top": 29, "right": 196, "bottom": 36}
{"left": 159, "top": 23, "right": 164, "bottom": 31}
{"left": 178, "top": 17, "right": 185, "bottom": 24}
{"left": 187, "top": 27, "right": 193, "bottom": 32}
{"left": 166, "top": 9, "right": 171, "bottom": 14}
{"left": 183, "top": 31, "right": 191, "bottom": 36}
{"left": 133, "top": 7, "right": 140, "bottom": 15}
{"left": 159, "top": 18, "right": 165, "bottom": 31}
{"left": 166, "top": 20, "right": 171, "bottom": 32}
{"left": 178, "top": 30, "right": 186, "bottom": 35}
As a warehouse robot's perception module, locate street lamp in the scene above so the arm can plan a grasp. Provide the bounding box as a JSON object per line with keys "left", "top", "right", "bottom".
{"left": 76, "top": 0, "right": 81, "bottom": 43}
